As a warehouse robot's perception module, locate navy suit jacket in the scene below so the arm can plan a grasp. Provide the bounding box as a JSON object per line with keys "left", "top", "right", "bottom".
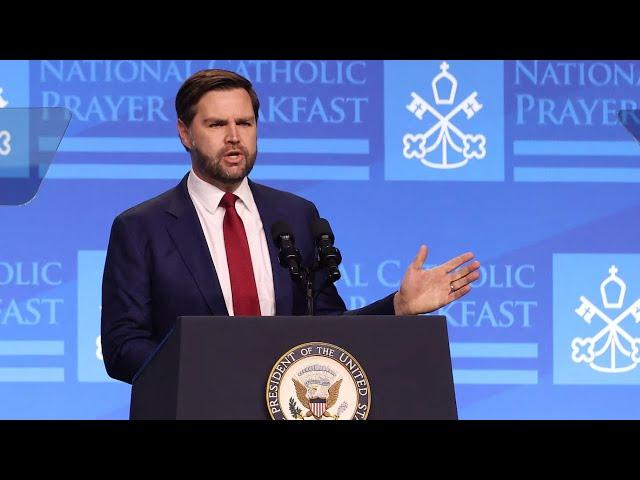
{"left": 101, "top": 174, "right": 396, "bottom": 383}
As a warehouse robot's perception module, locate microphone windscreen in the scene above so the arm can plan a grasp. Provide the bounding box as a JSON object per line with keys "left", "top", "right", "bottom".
{"left": 271, "top": 221, "right": 294, "bottom": 243}
{"left": 311, "top": 217, "right": 334, "bottom": 242}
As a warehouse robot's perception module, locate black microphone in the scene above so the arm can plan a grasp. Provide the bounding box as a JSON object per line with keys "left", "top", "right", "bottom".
{"left": 271, "top": 221, "right": 303, "bottom": 283}
{"left": 311, "top": 218, "right": 342, "bottom": 283}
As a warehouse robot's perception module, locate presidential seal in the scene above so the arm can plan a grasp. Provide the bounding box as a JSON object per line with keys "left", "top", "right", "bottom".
{"left": 266, "top": 342, "right": 371, "bottom": 420}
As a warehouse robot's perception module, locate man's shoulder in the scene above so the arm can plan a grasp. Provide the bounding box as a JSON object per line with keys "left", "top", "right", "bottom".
{"left": 114, "top": 181, "right": 183, "bottom": 225}
{"left": 249, "top": 180, "right": 316, "bottom": 211}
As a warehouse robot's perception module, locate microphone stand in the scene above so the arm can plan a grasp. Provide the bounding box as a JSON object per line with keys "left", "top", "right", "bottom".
{"left": 298, "top": 262, "right": 338, "bottom": 316}
{"left": 299, "top": 266, "right": 315, "bottom": 316}
{"left": 284, "top": 261, "right": 316, "bottom": 316}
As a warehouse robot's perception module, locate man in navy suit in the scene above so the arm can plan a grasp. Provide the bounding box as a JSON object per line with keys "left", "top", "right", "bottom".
{"left": 101, "top": 69, "right": 481, "bottom": 384}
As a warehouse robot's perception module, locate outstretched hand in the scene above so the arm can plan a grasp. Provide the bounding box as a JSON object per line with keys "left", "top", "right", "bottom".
{"left": 393, "top": 245, "right": 480, "bottom": 316}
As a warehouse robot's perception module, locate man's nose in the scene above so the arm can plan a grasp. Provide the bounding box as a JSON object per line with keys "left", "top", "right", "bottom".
{"left": 225, "top": 124, "right": 240, "bottom": 143}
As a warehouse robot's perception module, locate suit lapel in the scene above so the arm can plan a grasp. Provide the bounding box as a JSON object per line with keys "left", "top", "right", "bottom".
{"left": 250, "top": 180, "right": 293, "bottom": 315}
{"left": 165, "top": 175, "right": 228, "bottom": 315}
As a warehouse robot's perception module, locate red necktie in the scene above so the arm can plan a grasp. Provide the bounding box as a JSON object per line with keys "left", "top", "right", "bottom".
{"left": 220, "top": 192, "right": 261, "bottom": 316}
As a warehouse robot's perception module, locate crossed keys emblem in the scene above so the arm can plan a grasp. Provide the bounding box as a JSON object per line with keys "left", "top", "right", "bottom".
{"left": 573, "top": 266, "right": 640, "bottom": 373}
{"left": 403, "top": 62, "right": 487, "bottom": 170}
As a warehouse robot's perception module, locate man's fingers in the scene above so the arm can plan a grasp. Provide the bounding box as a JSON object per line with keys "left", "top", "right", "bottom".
{"left": 449, "top": 261, "right": 481, "bottom": 282}
{"left": 449, "top": 270, "right": 481, "bottom": 291}
{"left": 443, "top": 252, "right": 476, "bottom": 273}
{"left": 411, "top": 245, "right": 429, "bottom": 269}
{"left": 449, "top": 285, "right": 471, "bottom": 301}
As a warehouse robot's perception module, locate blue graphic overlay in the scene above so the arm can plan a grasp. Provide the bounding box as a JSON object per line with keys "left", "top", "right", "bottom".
{"left": 35, "top": 60, "right": 375, "bottom": 181}
{"left": 384, "top": 60, "right": 504, "bottom": 181}
{"left": 77, "top": 251, "right": 112, "bottom": 382}
{"left": 0, "top": 61, "right": 29, "bottom": 107}
{"left": 0, "top": 59, "right": 639, "bottom": 419}
{"left": 618, "top": 109, "right": 640, "bottom": 144}
{"left": 553, "top": 254, "right": 640, "bottom": 385}
{"left": 0, "top": 107, "right": 70, "bottom": 205}
{"left": 0, "top": 108, "right": 29, "bottom": 178}
{"left": 509, "top": 60, "right": 640, "bottom": 183}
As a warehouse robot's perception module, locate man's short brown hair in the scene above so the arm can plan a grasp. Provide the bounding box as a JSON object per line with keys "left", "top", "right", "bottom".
{"left": 175, "top": 69, "right": 260, "bottom": 127}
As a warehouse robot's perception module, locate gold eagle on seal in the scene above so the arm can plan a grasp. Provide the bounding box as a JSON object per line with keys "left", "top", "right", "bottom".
{"left": 292, "top": 378, "right": 342, "bottom": 420}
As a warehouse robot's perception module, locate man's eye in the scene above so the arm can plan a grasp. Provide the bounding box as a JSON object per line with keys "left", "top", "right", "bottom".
{"left": 209, "top": 123, "right": 222, "bottom": 127}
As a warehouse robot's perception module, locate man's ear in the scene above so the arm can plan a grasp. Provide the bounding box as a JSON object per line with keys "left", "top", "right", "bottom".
{"left": 177, "top": 119, "right": 193, "bottom": 150}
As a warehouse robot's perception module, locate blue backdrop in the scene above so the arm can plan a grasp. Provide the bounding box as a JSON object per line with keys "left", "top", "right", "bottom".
{"left": 0, "top": 59, "right": 639, "bottom": 419}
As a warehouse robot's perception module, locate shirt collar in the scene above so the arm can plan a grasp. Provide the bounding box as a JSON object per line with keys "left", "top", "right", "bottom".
{"left": 187, "top": 168, "right": 256, "bottom": 215}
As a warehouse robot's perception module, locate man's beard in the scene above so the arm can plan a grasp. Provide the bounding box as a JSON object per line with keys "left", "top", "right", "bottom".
{"left": 192, "top": 145, "right": 257, "bottom": 186}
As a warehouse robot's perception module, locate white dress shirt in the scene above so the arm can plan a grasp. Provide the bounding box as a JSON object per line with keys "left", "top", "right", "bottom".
{"left": 187, "top": 169, "right": 275, "bottom": 316}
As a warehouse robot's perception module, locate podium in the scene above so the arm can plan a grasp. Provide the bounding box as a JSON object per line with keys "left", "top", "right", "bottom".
{"left": 129, "top": 315, "right": 457, "bottom": 420}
